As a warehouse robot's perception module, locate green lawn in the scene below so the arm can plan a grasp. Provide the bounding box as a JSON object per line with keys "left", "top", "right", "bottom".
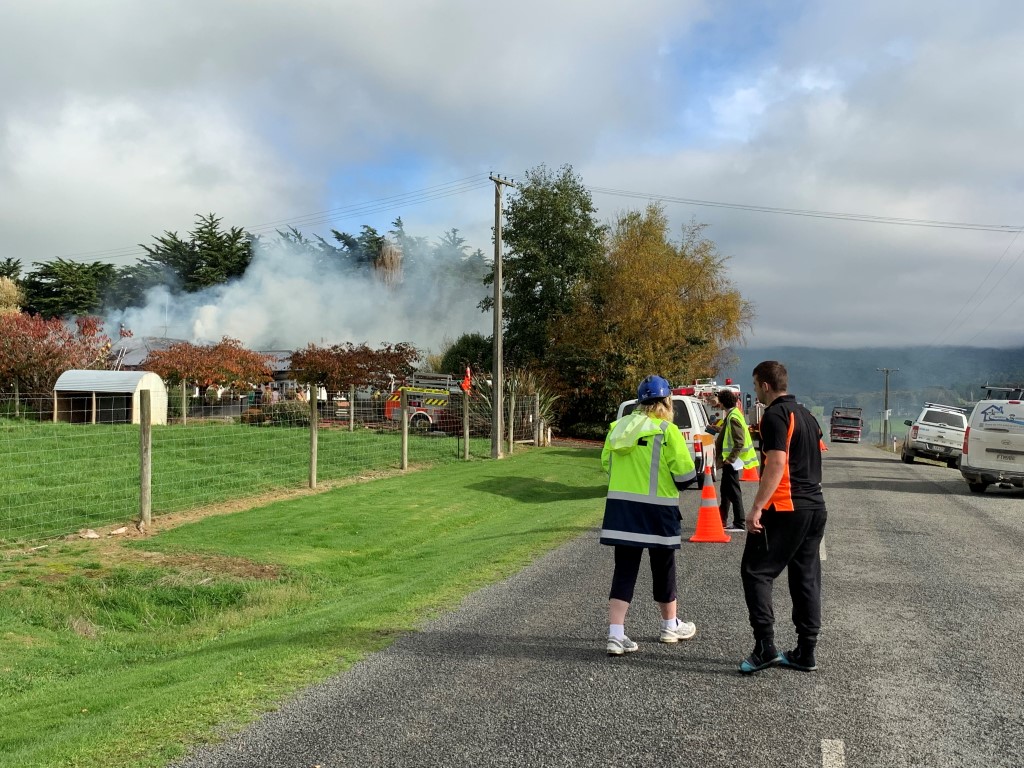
{"left": 1, "top": 421, "right": 492, "bottom": 542}
{"left": 0, "top": 446, "right": 605, "bottom": 768}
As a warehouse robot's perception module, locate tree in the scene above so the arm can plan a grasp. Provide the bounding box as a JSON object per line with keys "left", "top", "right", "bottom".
{"left": 21, "top": 259, "right": 117, "bottom": 318}
{"left": 141, "top": 213, "right": 253, "bottom": 292}
{"left": 546, "top": 205, "right": 752, "bottom": 427}
{"left": 145, "top": 337, "right": 273, "bottom": 392}
{"left": 0, "top": 313, "right": 114, "bottom": 415}
{"left": 105, "top": 263, "right": 166, "bottom": 311}
{"left": 483, "top": 164, "right": 607, "bottom": 367}
{"left": 0, "top": 276, "right": 23, "bottom": 315}
{"left": 438, "top": 332, "right": 492, "bottom": 375}
{"left": 0, "top": 258, "right": 22, "bottom": 280}
{"left": 290, "top": 342, "right": 420, "bottom": 392}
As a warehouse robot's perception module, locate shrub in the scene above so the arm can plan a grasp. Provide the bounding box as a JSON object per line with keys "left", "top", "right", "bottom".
{"left": 240, "top": 408, "right": 267, "bottom": 426}
{"left": 262, "top": 400, "right": 310, "bottom": 427}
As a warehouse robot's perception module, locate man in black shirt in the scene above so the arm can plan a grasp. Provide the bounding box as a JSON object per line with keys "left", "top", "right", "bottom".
{"left": 738, "top": 361, "right": 828, "bottom": 674}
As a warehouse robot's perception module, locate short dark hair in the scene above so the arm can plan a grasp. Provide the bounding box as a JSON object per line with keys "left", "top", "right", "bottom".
{"left": 717, "top": 389, "right": 738, "bottom": 408}
{"left": 752, "top": 360, "right": 788, "bottom": 392}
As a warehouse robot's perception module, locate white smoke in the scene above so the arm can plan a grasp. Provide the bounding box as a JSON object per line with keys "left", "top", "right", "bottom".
{"left": 107, "top": 239, "right": 492, "bottom": 356}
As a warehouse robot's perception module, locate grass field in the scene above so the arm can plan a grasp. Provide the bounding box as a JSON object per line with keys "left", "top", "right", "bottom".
{"left": 0, "top": 421, "right": 493, "bottom": 542}
{"left": 0, "top": 445, "right": 604, "bottom": 768}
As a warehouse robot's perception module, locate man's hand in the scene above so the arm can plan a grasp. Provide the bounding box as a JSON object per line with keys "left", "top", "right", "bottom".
{"left": 747, "top": 506, "right": 764, "bottom": 533}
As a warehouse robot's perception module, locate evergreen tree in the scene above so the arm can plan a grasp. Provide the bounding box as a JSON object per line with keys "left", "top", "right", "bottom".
{"left": 483, "top": 164, "right": 607, "bottom": 367}
{"left": 141, "top": 213, "right": 253, "bottom": 291}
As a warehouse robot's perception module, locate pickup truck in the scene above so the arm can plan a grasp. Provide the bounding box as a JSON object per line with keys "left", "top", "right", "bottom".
{"left": 901, "top": 403, "right": 968, "bottom": 468}
{"left": 616, "top": 394, "right": 717, "bottom": 486}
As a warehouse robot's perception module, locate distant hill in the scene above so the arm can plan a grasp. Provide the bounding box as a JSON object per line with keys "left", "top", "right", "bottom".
{"left": 717, "top": 347, "right": 1024, "bottom": 432}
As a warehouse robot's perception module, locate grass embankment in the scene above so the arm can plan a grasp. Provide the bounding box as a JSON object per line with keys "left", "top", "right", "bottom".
{"left": 0, "top": 446, "right": 604, "bottom": 768}
{"left": 1, "top": 421, "right": 491, "bottom": 541}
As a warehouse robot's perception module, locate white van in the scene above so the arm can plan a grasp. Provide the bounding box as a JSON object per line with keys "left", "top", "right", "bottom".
{"left": 615, "top": 395, "right": 717, "bottom": 485}
{"left": 959, "top": 398, "right": 1024, "bottom": 493}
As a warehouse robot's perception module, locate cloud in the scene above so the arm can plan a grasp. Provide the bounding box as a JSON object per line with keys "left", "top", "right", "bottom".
{"left": 2, "top": 0, "right": 1023, "bottom": 349}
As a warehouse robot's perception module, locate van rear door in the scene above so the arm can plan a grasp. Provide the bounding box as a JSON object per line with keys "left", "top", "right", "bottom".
{"left": 966, "top": 401, "right": 1024, "bottom": 471}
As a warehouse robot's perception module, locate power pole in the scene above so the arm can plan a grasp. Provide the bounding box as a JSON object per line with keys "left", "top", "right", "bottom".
{"left": 490, "top": 173, "right": 515, "bottom": 459}
{"left": 877, "top": 367, "right": 899, "bottom": 447}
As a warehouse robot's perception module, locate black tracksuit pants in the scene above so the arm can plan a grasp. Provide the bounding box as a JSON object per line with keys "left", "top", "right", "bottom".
{"left": 719, "top": 464, "right": 744, "bottom": 527}
{"left": 740, "top": 505, "right": 827, "bottom": 644}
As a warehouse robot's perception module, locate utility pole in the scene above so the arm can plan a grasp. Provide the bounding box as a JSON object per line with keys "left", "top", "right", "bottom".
{"left": 490, "top": 173, "right": 515, "bottom": 459}
{"left": 877, "top": 367, "right": 899, "bottom": 447}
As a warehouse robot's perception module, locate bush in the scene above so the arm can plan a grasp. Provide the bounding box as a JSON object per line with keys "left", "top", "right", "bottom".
{"left": 240, "top": 408, "right": 267, "bottom": 426}
{"left": 262, "top": 400, "right": 310, "bottom": 427}
{"left": 563, "top": 422, "right": 608, "bottom": 440}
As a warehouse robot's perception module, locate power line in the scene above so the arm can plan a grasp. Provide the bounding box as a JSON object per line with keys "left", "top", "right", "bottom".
{"left": 587, "top": 185, "right": 1024, "bottom": 233}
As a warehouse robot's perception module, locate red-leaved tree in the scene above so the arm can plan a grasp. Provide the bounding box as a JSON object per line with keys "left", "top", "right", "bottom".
{"left": 0, "top": 312, "right": 115, "bottom": 417}
{"left": 144, "top": 337, "right": 273, "bottom": 422}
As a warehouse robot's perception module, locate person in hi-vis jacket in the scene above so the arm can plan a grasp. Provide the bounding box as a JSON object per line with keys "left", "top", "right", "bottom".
{"left": 715, "top": 388, "right": 759, "bottom": 532}
{"left": 600, "top": 375, "right": 699, "bottom": 656}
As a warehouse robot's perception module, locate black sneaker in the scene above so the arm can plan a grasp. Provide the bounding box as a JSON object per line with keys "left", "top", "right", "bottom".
{"left": 778, "top": 648, "right": 818, "bottom": 672}
{"left": 738, "top": 644, "right": 781, "bottom": 674}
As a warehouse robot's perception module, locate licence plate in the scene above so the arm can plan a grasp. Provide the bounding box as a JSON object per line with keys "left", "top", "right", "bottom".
{"left": 996, "top": 453, "right": 1016, "bottom": 462}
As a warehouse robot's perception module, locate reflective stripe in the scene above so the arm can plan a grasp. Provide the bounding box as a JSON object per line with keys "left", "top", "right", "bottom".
{"left": 700, "top": 496, "right": 719, "bottom": 508}
{"left": 600, "top": 529, "right": 682, "bottom": 546}
{"left": 607, "top": 490, "right": 679, "bottom": 504}
{"left": 649, "top": 433, "right": 664, "bottom": 496}
{"left": 672, "top": 470, "right": 697, "bottom": 484}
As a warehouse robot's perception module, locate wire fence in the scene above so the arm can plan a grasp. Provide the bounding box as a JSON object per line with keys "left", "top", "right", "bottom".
{"left": 0, "top": 387, "right": 547, "bottom": 544}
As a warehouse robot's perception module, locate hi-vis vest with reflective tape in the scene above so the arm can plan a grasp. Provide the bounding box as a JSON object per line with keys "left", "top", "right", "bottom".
{"left": 722, "top": 407, "right": 759, "bottom": 470}
{"left": 599, "top": 412, "right": 697, "bottom": 548}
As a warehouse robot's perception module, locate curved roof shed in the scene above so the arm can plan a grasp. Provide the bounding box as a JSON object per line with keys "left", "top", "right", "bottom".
{"left": 53, "top": 370, "right": 168, "bottom": 425}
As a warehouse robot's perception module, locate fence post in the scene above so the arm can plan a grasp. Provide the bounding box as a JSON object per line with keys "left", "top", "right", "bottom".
{"left": 349, "top": 384, "right": 356, "bottom": 432}
{"left": 533, "top": 392, "right": 541, "bottom": 446}
{"left": 463, "top": 390, "right": 470, "bottom": 461}
{"left": 507, "top": 389, "right": 515, "bottom": 456}
{"left": 309, "top": 389, "right": 318, "bottom": 489}
{"left": 139, "top": 389, "right": 152, "bottom": 528}
{"left": 181, "top": 381, "right": 187, "bottom": 426}
{"left": 400, "top": 389, "right": 409, "bottom": 470}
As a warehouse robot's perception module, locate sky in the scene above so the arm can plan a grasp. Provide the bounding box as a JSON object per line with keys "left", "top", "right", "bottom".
{"left": 2, "top": 0, "right": 1023, "bottom": 353}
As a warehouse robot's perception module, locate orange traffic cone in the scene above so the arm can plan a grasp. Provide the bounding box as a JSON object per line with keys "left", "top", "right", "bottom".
{"left": 740, "top": 465, "right": 760, "bottom": 482}
{"left": 689, "top": 464, "right": 731, "bottom": 543}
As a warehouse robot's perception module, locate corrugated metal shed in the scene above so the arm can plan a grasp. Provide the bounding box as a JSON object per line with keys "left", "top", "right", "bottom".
{"left": 52, "top": 370, "right": 168, "bottom": 425}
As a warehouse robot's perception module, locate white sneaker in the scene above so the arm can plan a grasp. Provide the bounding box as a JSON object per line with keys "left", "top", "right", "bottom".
{"left": 659, "top": 620, "right": 697, "bottom": 643}
{"left": 606, "top": 635, "right": 639, "bottom": 655}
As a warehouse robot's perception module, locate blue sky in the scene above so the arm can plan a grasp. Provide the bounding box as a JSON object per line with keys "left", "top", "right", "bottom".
{"left": 2, "top": 0, "right": 1023, "bottom": 352}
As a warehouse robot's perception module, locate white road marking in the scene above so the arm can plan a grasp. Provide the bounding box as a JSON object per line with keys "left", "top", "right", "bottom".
{"left": 820, "top": 541, "right": 827, "bottom": 561}
{"left": 822, "top": 739, "right": 845, "bottom": 768}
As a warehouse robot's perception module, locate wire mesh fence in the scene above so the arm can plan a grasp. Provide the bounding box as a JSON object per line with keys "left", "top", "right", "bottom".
{"left": 1, "top": 388, "right": 545, "bottom": 544}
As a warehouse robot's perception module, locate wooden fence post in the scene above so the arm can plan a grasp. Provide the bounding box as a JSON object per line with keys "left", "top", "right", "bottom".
{"left": 400, "top": 389, "right": 409, "bottom": 470}
{"left": 463, "top": 390, "right": 470, "bottom": 461}
{"left": 507, "top": 390, "right": 515, "bottom": 455}
{"left": 349, "top": 384, "right": 356, "bottom": 432}
{"left": 139, "top": 389, "right": 152, "bottom": 527}
{"left": 309, "top": 389, "right": 318, "bottom": 489}
{"left": 533, "top": 392, "right": 541, "bottom": 446}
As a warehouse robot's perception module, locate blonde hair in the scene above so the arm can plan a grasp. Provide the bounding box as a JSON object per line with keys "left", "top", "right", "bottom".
{"left": 638, "top": 398, "right": 672, "bottom": 422}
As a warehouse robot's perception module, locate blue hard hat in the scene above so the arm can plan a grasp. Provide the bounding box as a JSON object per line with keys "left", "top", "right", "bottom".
{"left": 637, "top": 375, "right": 672, "bottom": 403}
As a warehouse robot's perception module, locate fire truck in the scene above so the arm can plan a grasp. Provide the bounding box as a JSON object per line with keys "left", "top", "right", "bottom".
{"left": 673, "top": 378, "right": 742, "bottom": 423}
{"left": 383, "top": 372, "right": 463, "bottom": 432}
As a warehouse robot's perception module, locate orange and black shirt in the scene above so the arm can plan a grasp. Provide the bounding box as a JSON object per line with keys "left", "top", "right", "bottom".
{"left": 761, "top": 394, "right": 825, "bottom": 511}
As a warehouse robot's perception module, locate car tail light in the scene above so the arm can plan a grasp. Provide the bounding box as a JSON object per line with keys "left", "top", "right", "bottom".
{"left": 962, "top": 426, "right": 970, "bottom": 454}
{"left": 910, "top": 426, "right": 919, "bottom": 439}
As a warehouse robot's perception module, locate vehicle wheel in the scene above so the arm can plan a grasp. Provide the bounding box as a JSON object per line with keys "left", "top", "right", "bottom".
{"left": 968, "top": 481, "right": 988, "bottom": 494}
{"left": 709, "top": 453, "right": 719, "bottom": 482}
{"left": 901, "top": 447, "right": 914, "bottom": 464}
{"left": 410, "top": 414, "right": 430, "bottom": 432}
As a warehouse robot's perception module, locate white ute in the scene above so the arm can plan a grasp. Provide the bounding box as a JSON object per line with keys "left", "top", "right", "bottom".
{"left": 901, "top": 403, "right": 968, "bottom": 468}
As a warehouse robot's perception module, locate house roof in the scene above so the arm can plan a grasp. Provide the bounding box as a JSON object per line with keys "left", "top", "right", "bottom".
{"left": 109, "top": 336, "right": 188, "bottom": 369}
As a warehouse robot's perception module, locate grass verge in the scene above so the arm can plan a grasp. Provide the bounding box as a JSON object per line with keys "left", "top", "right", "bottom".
{"left": 0, "top": 446, "right": 604, "bottom": 768}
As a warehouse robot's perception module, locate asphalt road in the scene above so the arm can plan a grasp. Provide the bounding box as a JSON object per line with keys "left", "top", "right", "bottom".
{"left": 174, "top": 442, "right": 1024, "bottom": 768}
